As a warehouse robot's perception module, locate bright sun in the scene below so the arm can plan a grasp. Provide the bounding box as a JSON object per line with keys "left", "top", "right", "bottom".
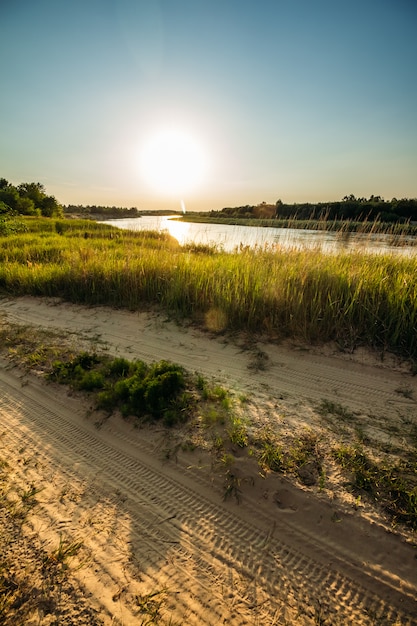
{"left": 140, "top": 128, "right": 207, "bottom": 196}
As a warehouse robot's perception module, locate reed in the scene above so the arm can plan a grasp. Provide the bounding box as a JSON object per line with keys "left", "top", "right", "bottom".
{"left": 1, "top": 217, "right": 416, "bottom": 361}
{"left": 180, "top": 214, "right": 417, "bottom": 237}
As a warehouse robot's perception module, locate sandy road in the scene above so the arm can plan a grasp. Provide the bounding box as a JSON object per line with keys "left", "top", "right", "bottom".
{"left": 1, "top": 296, "right": 417, "bottom": 624}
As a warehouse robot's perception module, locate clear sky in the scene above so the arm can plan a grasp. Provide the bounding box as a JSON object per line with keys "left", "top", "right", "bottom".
{"left": 1, "top": 0, "right": 416, "bottom": 211}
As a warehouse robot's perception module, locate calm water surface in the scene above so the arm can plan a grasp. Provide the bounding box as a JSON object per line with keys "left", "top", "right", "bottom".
{"left": 105, "top": 216, "right": 417, "bottom": 256}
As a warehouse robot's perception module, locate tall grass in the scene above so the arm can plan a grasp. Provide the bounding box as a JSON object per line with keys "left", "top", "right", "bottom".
{"left": 180, "top": 214, "right": 417, "bottom": 237}
{"left": 1, "top": 217, "right": 417, "bottom": 360}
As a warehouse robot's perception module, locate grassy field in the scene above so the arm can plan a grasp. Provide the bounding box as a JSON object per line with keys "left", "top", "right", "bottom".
{"left": 1, "top": 216, "right": 417, "bottom": 362}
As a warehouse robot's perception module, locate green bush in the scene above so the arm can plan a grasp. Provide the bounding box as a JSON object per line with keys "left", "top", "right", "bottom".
{"left": 50, "top": 352, "right": 189, "bottom": 426}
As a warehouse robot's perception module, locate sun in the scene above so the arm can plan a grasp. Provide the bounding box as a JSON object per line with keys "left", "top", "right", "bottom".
{"left": 140, "top": 128, "right": 207, "bottom": 196}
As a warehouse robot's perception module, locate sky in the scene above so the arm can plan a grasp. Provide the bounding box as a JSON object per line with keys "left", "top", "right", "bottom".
{"left": 1, "top": 0, "right": 416, "bottom": 212}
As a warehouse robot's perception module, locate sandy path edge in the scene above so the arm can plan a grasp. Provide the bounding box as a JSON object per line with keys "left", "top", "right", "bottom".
{"left": 1, "top": 296, "right": 417, "bottom": 625}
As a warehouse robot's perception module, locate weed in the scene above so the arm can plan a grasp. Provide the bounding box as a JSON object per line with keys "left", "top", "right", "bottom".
{"left": 201, "top": 407, "right": 224, "bottom": 427}
{"left": 223, "top": 471, "right": 243, "bottom": 503}
{"left": 220, "top": 453, "right": 235, "bottom": 468}
{"left": 258, "top": 441, "right": 284, "bottom": 472}
{"left": 44, "top": 534, "right": 84, "bottom": 574}
{"left": 317, "top": 400, "right": 356, "bottom": 422}
{"left": 135, "top": 588, "right": 167, "bottom": 622}
{"left": 211, "top": 434, "right": 224, "bottom": 453}
{"left": 20, "top": 484, "right": 42, "bottom": 505}
{"left": 333, "top": 445, "right": 417, "bottom": 529}
{"left": 228, "top": 416, "right": 249, "bottom": 448}
{"left": 247, "top": 348, "right": 269, "bottom": 372}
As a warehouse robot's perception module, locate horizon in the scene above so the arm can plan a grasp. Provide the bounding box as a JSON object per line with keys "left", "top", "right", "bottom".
{"left": 1, "top": 1, "right": 416, "bottom": 212}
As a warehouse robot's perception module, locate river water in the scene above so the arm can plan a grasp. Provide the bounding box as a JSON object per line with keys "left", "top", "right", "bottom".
{"left": 105, "top": 215, "right": 417, "bottom": 256}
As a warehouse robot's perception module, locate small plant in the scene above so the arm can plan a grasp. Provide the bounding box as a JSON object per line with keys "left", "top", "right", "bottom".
{"left": 135, "top": 588, "right": 167, "bottom": 622}
{"left": 258, "top": 441, "right": 283, "bottom": 472}
{"left": 44, "top": 534, "right": 84, "bottom": 575}
{"left": 317, "top": 400, "right": 356, "bottom": 422}
{"left": 247, "top": 348, "right": 269, "bottom": 372}
{"left": 201, "top": 407, "right": 224, "bottom": 427}
{"left": 49, "top": 352, "right": 100, "bottom": 384}
{"left": 333, "top": 445, "right": 417, "bottom": 529}
{"left": 107, "top": 356, "right": 132, "bottom": 377}
{"left": 228, "top": 416, "right": 249, "bottom": 448}
{"left": 223, "top": 470, "right": 243, "bottom": 503}
{"left": 20, "top": 484, "right": 42, "bottom": 506}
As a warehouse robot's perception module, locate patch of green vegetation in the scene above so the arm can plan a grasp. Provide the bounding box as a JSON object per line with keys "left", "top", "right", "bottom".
{"left": 258, "top": 440, "right": 284, "bottom": 472}
{"left": 333, "top": 445, "right": 417, "bottom": 529}
{"left": 228, "top": 415, "right": 249, "bottom": 448}
{"left": 317, "top": 400, "right": 356, "bottom": 422}
{"left": 195, "top": 375, "right": 234, "bottom": 429}
{"left": 49, "top": 353, "right": 190, "bottom": 427}
{"left": 255, "top": 429, "right": 323, "bottom": 486}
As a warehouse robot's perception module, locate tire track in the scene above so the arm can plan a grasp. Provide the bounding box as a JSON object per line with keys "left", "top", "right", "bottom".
{"left": 1, "top": 366, "right": 416, "bottom": 625}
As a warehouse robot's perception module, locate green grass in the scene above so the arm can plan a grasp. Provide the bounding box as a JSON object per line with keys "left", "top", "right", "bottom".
{"left": 256, "top": 429, "right": 323, "bottom": 486}
{"left": 1, "top": 217, "right": 417, "bottom": 362}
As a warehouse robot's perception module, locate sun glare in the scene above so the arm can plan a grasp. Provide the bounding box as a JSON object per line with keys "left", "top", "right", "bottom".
{"left": 140, "top": 128, "right": 207, "bottom": 196}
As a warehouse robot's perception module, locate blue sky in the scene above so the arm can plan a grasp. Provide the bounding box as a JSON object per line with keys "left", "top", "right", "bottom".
{"left": 1, "top": 0, "right": 416, "bottom": 211}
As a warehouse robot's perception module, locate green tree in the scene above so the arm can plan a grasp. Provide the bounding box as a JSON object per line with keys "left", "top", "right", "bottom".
{"left": 17, "top": 181, "right": 62, "bottom": 216}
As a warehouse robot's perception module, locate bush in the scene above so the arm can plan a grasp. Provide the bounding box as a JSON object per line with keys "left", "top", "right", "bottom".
{"left": 49, "top": 352, "right": 189, "bottom": 426}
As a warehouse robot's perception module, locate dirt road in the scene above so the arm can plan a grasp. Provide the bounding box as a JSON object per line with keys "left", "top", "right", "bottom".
{"left": 1, "top": 296, "right": 416, "bottom": 624}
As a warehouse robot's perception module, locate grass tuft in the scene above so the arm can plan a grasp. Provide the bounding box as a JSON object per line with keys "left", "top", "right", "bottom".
{"left": 333, "top": 445, "right": 417, "bottom": 529}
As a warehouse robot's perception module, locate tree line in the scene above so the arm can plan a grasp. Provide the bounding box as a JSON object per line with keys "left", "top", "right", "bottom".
{"left": 213, "top": 195, "right": 417, "bottom": 223}
{"left": 64, "top": 205, "right": 139, "bottom": 218}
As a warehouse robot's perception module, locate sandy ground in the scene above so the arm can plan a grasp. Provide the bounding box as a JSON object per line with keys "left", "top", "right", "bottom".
{"left": 0, "top": 296, "right": 416, "bottom": 625}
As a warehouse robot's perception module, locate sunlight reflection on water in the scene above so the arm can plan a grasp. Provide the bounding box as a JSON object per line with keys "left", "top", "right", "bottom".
{"left": 104, "top": 216, "right": 417, "bottom": 256}
{"left": 159, "top": 216, "right": 191, "bottom": 245}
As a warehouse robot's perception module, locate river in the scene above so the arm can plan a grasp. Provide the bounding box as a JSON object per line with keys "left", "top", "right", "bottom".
{"left": 104, "top": 215, "right": 417, "bottom": 255}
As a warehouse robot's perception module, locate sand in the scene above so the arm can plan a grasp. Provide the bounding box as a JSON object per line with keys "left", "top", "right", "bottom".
{"left": 0, "top": 296, "right": 416, "bottom": 625}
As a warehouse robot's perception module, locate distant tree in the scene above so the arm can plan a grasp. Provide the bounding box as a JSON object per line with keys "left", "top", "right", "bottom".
{"left": 17, "top": 181, "right": 62, "bottom": 217}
